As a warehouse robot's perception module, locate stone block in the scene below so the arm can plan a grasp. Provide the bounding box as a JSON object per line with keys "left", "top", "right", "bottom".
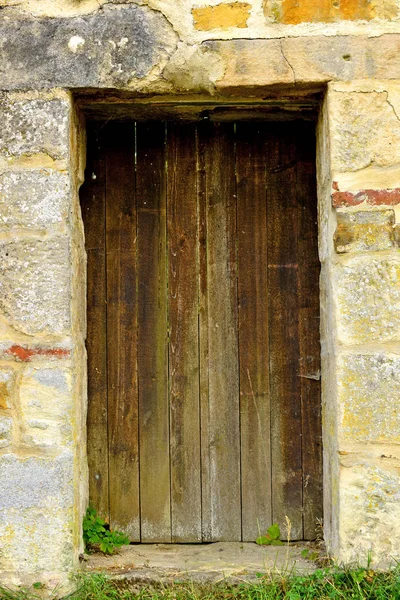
{"left": 334, "top": 257, "right": 400, "bottom": 344}
{"left": 339, "top": 462, "right": 400, "bottom": 564}
{"left": 0, "top": 416, "right": 12, "bottom": 448}
{"left": 0, "top": 451, "right": 74, "bottom": 510}
{"left": 0, "top": 170, "right": 70, "bottom": 229}
{"left": 0, "top": 237, "right": 71, "bottom": 335}
{"left": 0, "top": 368, "right": 16, "bottom": 410}
{"left": 0, "top": 5, "right": 177, "bottom": 90}
{"left": 0, "top": 452, "right": 74, "bottom": 575}
{"left": 264, "top": 0, "right": 398, "bottom": 24}
{"left": 20, "top": 368, "right": 73, "bottom": 448}
{"left": 334, "top": 210, "right": 395, "bottom": 253}
{"left": 338, "top": 353, "right": 400, "bottom": 444}
{"left": 192, "top": 3, "right": 251, "bottom": 30}
{"left": 329, "top": 90, "right": 400, "bottom": 173}
{"left": 207, "top": 37, "right": 400, "bottom": 93}
{"left": 0, "top": 96, "right": 70, "bottom": 160}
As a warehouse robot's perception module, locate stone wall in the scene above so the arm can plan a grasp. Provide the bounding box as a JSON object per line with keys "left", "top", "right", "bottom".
{"left": 320, "top": 81, "right": 400, "bottom": 564}
{"left": 0, "top": 0, "right": 400, "bottom": 590}
{"left": 0, "top": 91, "right": 87, "bottom": 591}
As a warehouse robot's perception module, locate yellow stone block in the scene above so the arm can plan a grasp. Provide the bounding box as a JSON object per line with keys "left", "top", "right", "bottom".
{"left": 192, "top": 2, "right": 251, "bottom": 30}
{"left": 264, "top": 0, "right": 398, "bottom": 23}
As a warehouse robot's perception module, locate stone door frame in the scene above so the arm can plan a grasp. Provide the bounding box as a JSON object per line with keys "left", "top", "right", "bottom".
{"left": 1, "top": 26, "right": 400, "bottom": 587}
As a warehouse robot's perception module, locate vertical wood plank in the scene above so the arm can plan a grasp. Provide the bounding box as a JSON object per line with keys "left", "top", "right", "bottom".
{"left": 197, "top": 126, "right": 211, "bottom": 541}
{"left": 266, "top": 124, "right": 303, "bottom": 540}
{"left": 137, "top": 122, "right": 171, "bottom": 543}
{"left": 199, "top": 121, "right": 241, "bottom": 542}
{"left": 236, "top": 123, "right": 272, "bottom": 541}
{"left": 167, "top": 123, "right": 202, "bottom": 542}
{"left": 105, "top": 122, "right": 140, "bottom": 540}
{"left": 295, "top": 122, "right": 323, "bottom": 540}
{"left": 80, "top": 123, "right": 109, "bottom": 520}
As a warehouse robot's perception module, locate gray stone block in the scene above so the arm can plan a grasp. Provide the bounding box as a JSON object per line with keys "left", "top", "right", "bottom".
{"left": 0, "top": 97, "right": 70, "bottom": 159}
{"left": 0, "top": 237, "right": 71, "bottom": 335}
{"left": 0, "top": 5, "right": 177, "bottom": 90}
{"left": 0, "top": 170, "right": 70, "bottom": 229}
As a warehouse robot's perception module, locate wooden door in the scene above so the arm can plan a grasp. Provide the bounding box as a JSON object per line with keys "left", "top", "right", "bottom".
{"left": 81, "top": 119, "right": 322, "bottom": 543}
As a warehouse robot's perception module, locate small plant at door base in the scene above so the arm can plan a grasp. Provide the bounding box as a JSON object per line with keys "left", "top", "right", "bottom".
{"left": 83, "top": 507, "right": 129, "bottom": 555}
{"left": 256, "top": 523, "right": 284, "bottom": 546}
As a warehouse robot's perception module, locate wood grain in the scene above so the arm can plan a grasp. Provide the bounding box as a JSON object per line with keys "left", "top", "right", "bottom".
{"left": 236, "top": 123, "right": 272, "bottom": 541}
{"left": 266, "top": 124, "right": 303, "bottom": 540}
{"left": 295, "top": 123, "right": 323, "bottom": 540}
{"left": 105, "top": 123, "right": 140, "bottom": 540}
{"left": 84, "top": 119, "right": 322, "bottom": 543}
{"left": 81, "top": 122, "right": 109, "bottom": 520}
{"left": 167, "top": 123, "right": 202, "bottom": 542}
{"left": 136, "top": 122, "right": 171, "bottom": 543}
{"left": 199, "top": 122, "right": 241, "bottom": 541}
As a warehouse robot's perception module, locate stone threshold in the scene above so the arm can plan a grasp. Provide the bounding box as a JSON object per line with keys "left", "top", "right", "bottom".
{"left": 83, "top": 542, "right": 319, "bottom": 587}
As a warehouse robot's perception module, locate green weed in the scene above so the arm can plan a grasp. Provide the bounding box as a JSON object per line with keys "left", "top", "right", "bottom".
{"left": 83, "top": 508, "right": 130, "bottom": 555}
{"left": 2, "top": 565, "right": 400, "bottom": 600}
{"left": 256, "top": 523, "right": 284, "bottom": 546}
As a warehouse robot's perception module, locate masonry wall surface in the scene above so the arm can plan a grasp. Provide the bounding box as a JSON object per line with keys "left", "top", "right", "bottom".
{"left": 0, "top": 0, "right": 400, "bottom": 590}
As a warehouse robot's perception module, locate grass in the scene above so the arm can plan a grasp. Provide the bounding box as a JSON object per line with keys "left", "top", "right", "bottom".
{"left": 2, "top": 566, "right": 400, "bottom": 600}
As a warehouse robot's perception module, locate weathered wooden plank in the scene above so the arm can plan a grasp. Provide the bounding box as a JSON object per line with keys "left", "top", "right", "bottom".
{"left": 105, "top": 122, "right": 140, "bottom": 540}
{"left": 236, "top": 122, "right": 272, "bottom": 541}
{"left": 266, "top": 124, "right": 303, "bottom": 540}
{"left": 136, "top": 122, "right": 171, "bottom": 543}
{"left": 167, "top": 123, "right": 202, "bottom": 542}
{"left": 80, "top": 123, "right": 109, "bottom": 520}
{"left": 295, "top": 123, "right": 323, "bottom": 540}
{"left": 197, "top": 125, "right": 212, "bottom": 542}
{"left": 199, "top": 121, "right": 241, "bottom": 542}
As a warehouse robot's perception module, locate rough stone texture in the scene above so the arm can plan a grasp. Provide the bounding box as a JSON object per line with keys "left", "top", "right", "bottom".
{"left": 334, "top": 210, "right": 396, "bottom": 253}
{"left": 0, "top": 237, "right": 71, "bottom": 336}
{"left": 85, "top": 542, "right": 317, "bottom": 584}
{"left": 320, "top": 83, "right": 400, "bottom": 564}
{"left": 0, "top": 170, "right": 70, "bottom": 229}
{"left": 0, "top": 415, "right": 12, "bottom": 448}
{"left": 264, "top": 0, "right": 398, "bottom": 24}
{"left": 192, "top": 3, "right": 251, "bottom": 30}
{"left": 0, "top": 368, "right": 16, "bottom": 410}
{"left": 19, "top": 368, "right": 73, "bottom": 449}
{"left": 0, "top": 5, "right": 177, "bottom": 91}
{"left": 329, "top": 89, "right": 400, "bottom": 173}
{"left": 338, "top": 353, "right": 400, "bottom": 444}
{"left": 339, "top": 461, "right": 400, "bottom": 564}
{"left": 0, "top": 96, "right": 69, "bottom": 160}
{"left": 205, "top": 35, "right": 400, "bottom": 93}
{"left": 162, "top": 43, "right": 225, "bottom": 93}
{"left": 334, "top": 256, "right": 400, "bottom": 344}
{"left": 0, "top": 452, "right": 74, "bottom": 579}
{"left": 0, "top": 92, "right": 84, "bottom": 591}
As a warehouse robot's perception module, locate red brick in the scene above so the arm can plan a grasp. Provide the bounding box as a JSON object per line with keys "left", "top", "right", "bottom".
{"left": 332, "top": 188, "right": 400, "bottom": 208}
{"left": 4, "top": 345, "right": 70, "bottom": 362}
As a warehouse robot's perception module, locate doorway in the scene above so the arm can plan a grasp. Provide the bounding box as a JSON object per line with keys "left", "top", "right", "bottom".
{"left": 80, "top": 118, "right": 322, "bottom": 544}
